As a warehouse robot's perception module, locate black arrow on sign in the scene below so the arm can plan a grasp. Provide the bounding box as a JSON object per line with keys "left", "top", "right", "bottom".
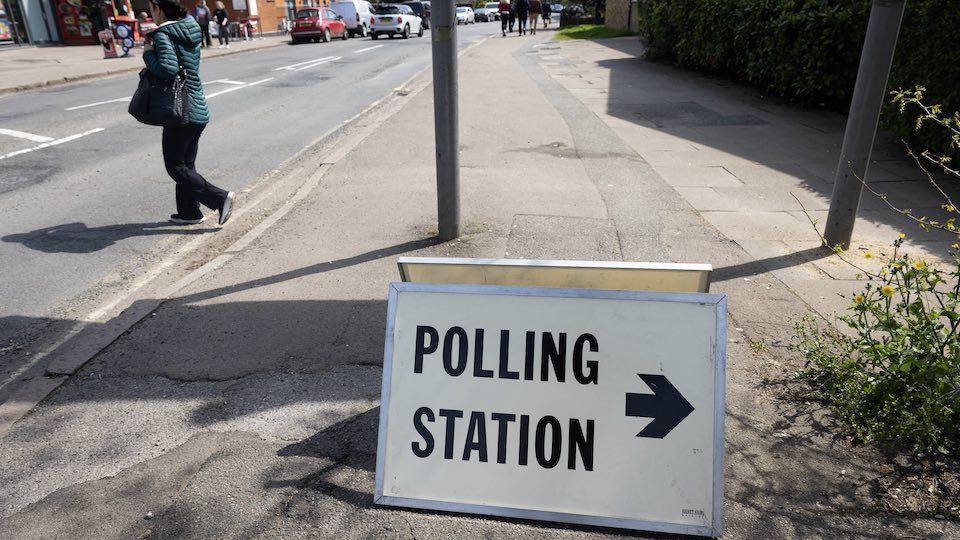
{"left": 625, "top": 374, "right": 695, "bottom": 439}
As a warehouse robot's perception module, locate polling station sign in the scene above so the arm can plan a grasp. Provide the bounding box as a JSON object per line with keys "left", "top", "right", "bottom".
{"left": 375, "top": 283, "right": 726, "bottom": 537}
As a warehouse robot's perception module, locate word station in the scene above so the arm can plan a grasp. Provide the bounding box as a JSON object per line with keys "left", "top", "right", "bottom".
{"left": 409, "top": 326, "right": 598, "bottom": 470}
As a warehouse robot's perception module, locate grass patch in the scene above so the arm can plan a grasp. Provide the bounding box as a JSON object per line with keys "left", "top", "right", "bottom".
{"left": 554, "top": 24, "right": 637, "bottom": 41}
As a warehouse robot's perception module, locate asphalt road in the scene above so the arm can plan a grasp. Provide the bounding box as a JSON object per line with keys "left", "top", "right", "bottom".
{"left": 0, "top": 22, "right": 496, "bottom": 386}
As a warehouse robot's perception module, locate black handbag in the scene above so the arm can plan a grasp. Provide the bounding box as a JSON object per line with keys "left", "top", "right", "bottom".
{"left": 128, "top": 46, "right": 190, "bottom": 127}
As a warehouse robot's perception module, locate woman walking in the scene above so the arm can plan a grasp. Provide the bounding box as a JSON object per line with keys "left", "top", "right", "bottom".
{"left": 144, "top": 0, "right": 235, "bottom": 226}
{"left": 498, "top": 0, "right": 511, "bottom": 36}
{"left": 213, "top": 0, "right": 229, "bottom": 48}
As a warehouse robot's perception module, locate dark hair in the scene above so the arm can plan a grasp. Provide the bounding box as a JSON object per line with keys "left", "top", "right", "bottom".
{"left": 153, "top": 0, "right": 188, "bottom": 20}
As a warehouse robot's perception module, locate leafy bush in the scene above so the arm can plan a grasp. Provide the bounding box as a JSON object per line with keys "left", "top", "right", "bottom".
{"left": 888, "top": 3, "right": 960, "bottom": 163}
{"left": 635, "top": 0, "right": 959, "bottom": 161}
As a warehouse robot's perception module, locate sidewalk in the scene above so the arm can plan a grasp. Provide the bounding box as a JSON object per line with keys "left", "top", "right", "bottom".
{"left": 1, "top": 29, "right": 957, "bottom": 539}
{"left": 0, "top": 35, "right": 287, "bottom": 94}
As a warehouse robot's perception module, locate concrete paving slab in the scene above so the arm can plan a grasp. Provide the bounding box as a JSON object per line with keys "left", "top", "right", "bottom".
{"left": 650, "top": 164, "right": 745, "bottom": 188}
{"left": 676, "top": 185, "right": 828, "bottom": 213}
{"left": 701, "top": 211, "right": 823, "bottom": 243}
{"left": 506, "top": 215, "right": 621, "bottom": 260}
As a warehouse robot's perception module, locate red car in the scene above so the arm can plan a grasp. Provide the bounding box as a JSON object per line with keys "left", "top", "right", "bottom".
{"left": 291, "top": 7, "right": 349, "bottom": 43}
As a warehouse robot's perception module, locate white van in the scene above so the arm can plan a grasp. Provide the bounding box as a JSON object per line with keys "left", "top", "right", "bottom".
{"left": 329, "top": 0, "right": 375, "bottom": 38}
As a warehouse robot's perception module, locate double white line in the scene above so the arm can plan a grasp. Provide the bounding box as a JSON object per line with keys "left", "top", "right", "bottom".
{"left": 274, "top": 56, "right": 342, "bottom": 72}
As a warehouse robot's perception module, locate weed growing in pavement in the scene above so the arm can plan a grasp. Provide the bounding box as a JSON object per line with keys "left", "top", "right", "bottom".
{"left": 791, "top": 89, "right": 960, "bottom": 456}
{"left": 792, "top": 236, "right": 960, "bottom": 455}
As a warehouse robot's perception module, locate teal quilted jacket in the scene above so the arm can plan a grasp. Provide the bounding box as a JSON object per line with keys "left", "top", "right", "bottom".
{"left": 143, "top": 18, "right": 210, "bottom": 125}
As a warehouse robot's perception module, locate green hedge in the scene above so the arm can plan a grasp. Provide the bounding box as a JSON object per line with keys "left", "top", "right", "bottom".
{"left": 636, "top": 0, "right": 960, "bottom": 161}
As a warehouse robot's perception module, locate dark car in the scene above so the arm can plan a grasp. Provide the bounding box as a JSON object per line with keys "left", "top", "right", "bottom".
{"left": 404, "top": 1, "right": 431, "bottom": 29}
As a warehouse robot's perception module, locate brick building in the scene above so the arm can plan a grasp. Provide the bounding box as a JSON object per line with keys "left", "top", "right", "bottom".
{"left": 8, "top": 0, "right": 329, "bottom": 45}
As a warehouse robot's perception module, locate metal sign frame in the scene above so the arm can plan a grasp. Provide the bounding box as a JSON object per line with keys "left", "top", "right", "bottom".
{"left": 375, "top": 282, "right": 726, "bottom": 537}
{"left": 397, "top": 257, "right": 713, "bottom": 293}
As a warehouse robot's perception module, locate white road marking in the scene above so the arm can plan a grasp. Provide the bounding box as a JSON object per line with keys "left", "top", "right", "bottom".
{"left": 274, "top": 56, "right": 335, "bottom": 71}
{"left": 0, "top": 128, "right": 104, "bottom": 161}
{"left": 0, "top": 128, "right": 55, "bottom": 142}
{"left": 64, "top": 97, "right": 132, "bottom": 111}
{"left": 294, "top": 56, "right": 341, "bottom": 71}
{"left": 205, "top": 77, "right": 274, "bottom": 99}
{"left": 354, "top": 45, "right": 383, "bottom": 53}
{"left": 206, "top": 79, "right": 247, "bottom": 85}
{"left": 65, "top": 79, "right": 246, "bottom": 111}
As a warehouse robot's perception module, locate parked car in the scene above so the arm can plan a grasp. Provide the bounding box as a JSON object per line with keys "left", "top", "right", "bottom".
{"left": 329, "top": 0, "right": 374, "bottom": 38}
{"left": 370, "top": 4, "right": 423, "bottom": 39}
{"left": 474, "top": 6, "right": 495, "bottom": 22}
{"left": 483, "top": 2, "right": 501, "bottom": 20}
{"left": 403, "top": 1, "right": 431, "bottom": 29}
{"left": 455, "top": 6, "right": 475, "bottom": 24}
{"left": 291, "top": 7, "right": 349, "bottom": 43}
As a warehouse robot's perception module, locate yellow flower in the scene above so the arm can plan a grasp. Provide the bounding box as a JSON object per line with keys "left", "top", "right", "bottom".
{"left": 912, "top": 260, "right": 926, "bottom": 271}
{"left": 864, "top": 251, "right": 874, "bottom": 259}
{"left": 881, "top": 285, "right": 895, "bottom": 298}
{"left": 853, "top": 294, "right": 865, "bottom": 304}
{"left": 899, "top": 233, "right": 906, "bottom": 239}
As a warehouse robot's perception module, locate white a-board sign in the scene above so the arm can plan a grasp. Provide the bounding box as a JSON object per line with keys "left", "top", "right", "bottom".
{"left": 375, "top": 283, "right": 726, "bottom": 537}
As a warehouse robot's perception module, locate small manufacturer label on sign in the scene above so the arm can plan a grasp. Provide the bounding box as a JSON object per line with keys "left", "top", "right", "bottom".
{"left": 375, "top": 283, "right": 726, "bottom": 537}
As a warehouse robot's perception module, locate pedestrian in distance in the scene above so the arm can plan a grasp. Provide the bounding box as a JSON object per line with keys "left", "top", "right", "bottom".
{"left": 528, "top": 0, "right": 540, "bottom": 35}
{"left": 508, "top": 0, "right": 516, "bottom": 32}
{"left": 542, "top": 0, "right": 550, "bottom": 27}
{"left": 195, "top": 0, "right": 212, "bottom": 47}
{"left": 514, "top": 0, "right": 529, "bottom": 35}
{"left": 213, "top": 0, "right": 229, "bottom": 48}
{"left": 498, "top": 0, "right": 511, "bottom": 36}
{"left": 143, "top": 0, "right": 236, "bottom": 226}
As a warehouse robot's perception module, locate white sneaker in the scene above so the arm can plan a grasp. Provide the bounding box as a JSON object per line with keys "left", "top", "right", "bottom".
{"left": 169, "top": 214, "right": 206, "bottom": 225}
{"left": 218, "top": 192, "right": 236, "bottom": 226}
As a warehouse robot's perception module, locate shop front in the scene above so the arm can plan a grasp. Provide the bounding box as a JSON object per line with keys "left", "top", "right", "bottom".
{"left": 1, "top": 0, "right": 30, "bottom": 44}
{"left": 50, "top": 0, "right": 147, "bottom": 46}
{"left": 52, "top": 0, "right": 106, "bottom": 44}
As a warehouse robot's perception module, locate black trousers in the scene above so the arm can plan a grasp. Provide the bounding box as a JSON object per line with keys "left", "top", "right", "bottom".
{"left": 217, "top": 23, "right": 229, "bottom": 45}
{"left": 501, "top": 13, "right": 509, "bottom": 33}
{"left": 516, "top": 11, "right": 527, "bottom": 33}
{"left": 161, "top": 123, "right": 228, "bottom": 219}
{"left": 199, "top": 24, "right": 212, "bottom": 47}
